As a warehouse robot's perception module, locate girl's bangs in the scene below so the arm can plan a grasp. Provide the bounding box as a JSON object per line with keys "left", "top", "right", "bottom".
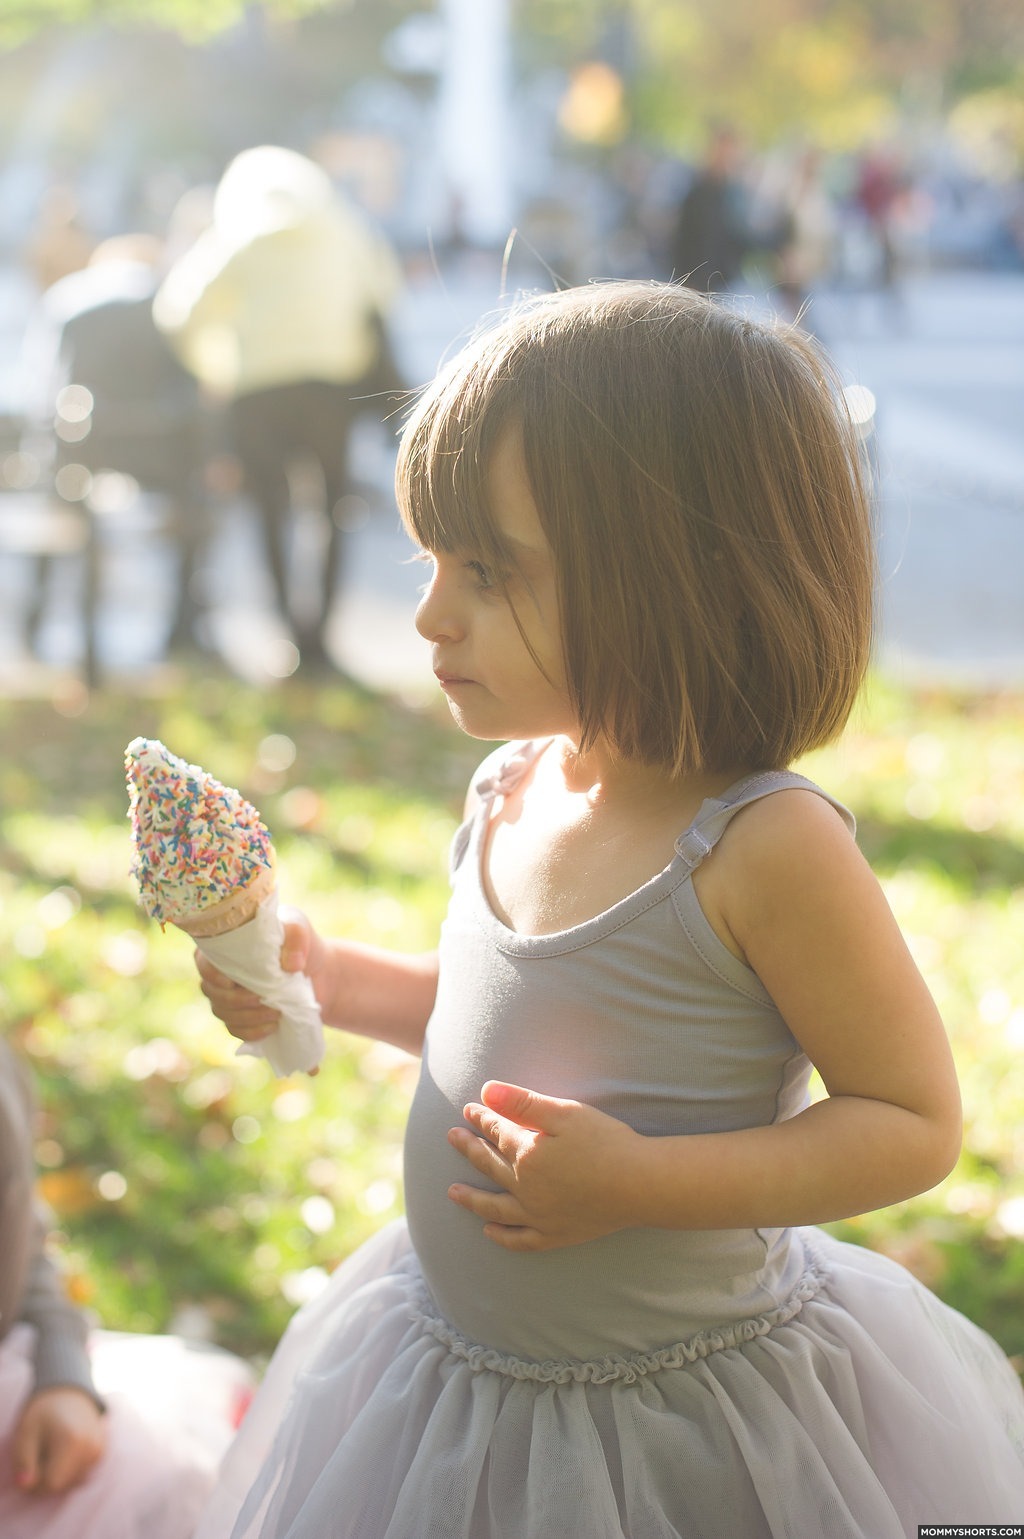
{"left": 396, "top": 337, "right": 519, "bottom": 563}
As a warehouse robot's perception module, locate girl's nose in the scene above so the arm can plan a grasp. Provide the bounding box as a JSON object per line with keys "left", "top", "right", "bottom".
{"left": 414, "top": 564, "right": 464, "bottom": 643}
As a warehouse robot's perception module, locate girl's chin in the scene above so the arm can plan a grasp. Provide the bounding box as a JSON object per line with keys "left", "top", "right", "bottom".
{"left": 447, "top": 704, "right": 512, "bottom": 740}
{"left": 441, "top": 687, "right": 576, "bottom": 745}
{"left": 445, "top": 701, "right": 533, "bottom": 743}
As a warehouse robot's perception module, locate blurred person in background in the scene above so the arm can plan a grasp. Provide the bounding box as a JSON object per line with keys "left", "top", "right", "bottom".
{"left": 22, "top": 185, "right": 95, "bottom": 295}
{"left": 761, "top": 146, "right": 839, "bottom": 328}
{"left": 0, "top": 1037, "right": 252, "bottom": 1538}
{"left": 154, "top": 145, "right": 404, "bottom": 673}
{"left": 667, "top": 124, "right": 751, "bottom": 293}
{"left": 19, "top": 233, "right": 211, "bottom": 670}
{"left": 853, "top": 146, "right": 905, "bottom": 294}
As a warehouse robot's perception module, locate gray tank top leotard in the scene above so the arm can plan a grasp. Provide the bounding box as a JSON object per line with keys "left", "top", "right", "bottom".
{"left": 403, "top": 741, "right": 855, "bottom": 1368}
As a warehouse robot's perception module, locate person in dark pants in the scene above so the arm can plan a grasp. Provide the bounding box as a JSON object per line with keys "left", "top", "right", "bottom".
{"left": 154, "top": 146, "right": 404, "bottom": 671}
{"left": 19, "top": 235, "right": 210, "bottom": 679}
{"left": 226, "top": 379, "right": 360, "bottom": 661}
{"left": 667, "top": 125, "right": 750, "bottom": 293}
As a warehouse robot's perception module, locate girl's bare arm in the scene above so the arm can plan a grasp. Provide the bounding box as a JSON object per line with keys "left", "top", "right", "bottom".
{"left": 196, "top": 914, "right": 438, "bottom": 1059}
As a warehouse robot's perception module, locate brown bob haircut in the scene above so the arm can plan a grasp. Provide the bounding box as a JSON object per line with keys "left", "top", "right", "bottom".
{"left": 396, "top": 280, "right": 874, "bottom": 776}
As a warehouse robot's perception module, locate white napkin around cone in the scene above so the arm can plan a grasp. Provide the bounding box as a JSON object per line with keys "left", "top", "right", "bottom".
{"left": 194, "top": 886, "right": 324, "bottom": 1077}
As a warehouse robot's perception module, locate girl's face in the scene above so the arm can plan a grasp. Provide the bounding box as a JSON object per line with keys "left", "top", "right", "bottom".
{"left": 414, "top": 430, "right": 575, "bottom": 745}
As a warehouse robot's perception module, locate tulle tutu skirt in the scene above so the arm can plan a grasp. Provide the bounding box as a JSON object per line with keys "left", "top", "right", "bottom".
{"left": 193, "top": 1219, "right": 1024, "bottom": 1539}
{"left": 0, "top": 1324, "right": 254, "bottom": 1539}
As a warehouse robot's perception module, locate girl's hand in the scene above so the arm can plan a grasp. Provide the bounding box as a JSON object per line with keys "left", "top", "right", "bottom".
{"left": 12, "top": 1386, "right": 106, "bottom": 1495}
{"left": 447, "top": 1081, "right": 642, "bottom": 1251}
{"left": 194, "top": 905, "right": 325, "bottom": 1045}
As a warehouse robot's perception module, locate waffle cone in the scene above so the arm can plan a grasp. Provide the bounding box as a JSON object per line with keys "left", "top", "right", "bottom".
{"left": 177, "top": 859, "right": 276, "bottom": 939}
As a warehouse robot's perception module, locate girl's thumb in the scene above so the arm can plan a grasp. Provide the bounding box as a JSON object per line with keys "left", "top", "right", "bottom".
{"left": 279, "top": 910, "right": 310, "bottom": 973}
{"left": 481, "top": 1081, "right": 561, "bottom": 1131}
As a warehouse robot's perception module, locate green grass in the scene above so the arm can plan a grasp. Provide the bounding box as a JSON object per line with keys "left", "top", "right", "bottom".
{"left": 1, "top": 667, "right": 1022, "bottom": 1364}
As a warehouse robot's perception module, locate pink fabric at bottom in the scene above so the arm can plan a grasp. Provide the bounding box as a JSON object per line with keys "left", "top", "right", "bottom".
{"left": 0, "top": 1324, "right": 253, "bottom": 1539}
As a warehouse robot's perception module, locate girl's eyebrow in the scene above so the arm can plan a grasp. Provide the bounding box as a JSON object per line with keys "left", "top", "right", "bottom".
{"left": 496, "top": 532, "right": 548, "bottom": 573}
{"left": 443, "top": 531, "right": 545, "bottom": 577}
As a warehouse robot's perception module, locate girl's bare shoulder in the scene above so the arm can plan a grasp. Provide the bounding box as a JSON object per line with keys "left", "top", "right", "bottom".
{"left": 694, "top": 787, "right": 863, "bottom": 963}
{"left": 725, "top": 784, "right": 855, "bottom": 856}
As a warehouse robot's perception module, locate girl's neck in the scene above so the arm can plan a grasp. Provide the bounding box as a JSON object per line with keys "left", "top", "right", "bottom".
{"left": 482, "top": 737, "right": 751, "bottom": 938}
{"left": 550, "top": 735, "right": 746, "bottom": 813}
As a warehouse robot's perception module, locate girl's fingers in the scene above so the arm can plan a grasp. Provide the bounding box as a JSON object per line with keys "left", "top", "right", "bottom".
{"left": 480, "top": 1081, "right": 568, "bottom": 1132}
{"left": 447, "top": 1183, "right": 521, "bottom": 1224}
{"left": 196, "top": 952, "right": 268, "bottom": 1013}
{"left": 447, "top": 1179, "right": 552, "bottom": 1249}
{"left": 199, "top": 990, "right": 280, "bottom": 1038}
{"left": 194, "top": 949, "right": 234, "bottom": 987}
{"left": 461, "top": 1101, "right": 492, "bottom": 1133}
{"left": 227, "top": 1021, "right": 280, "bottom": 1046}
{"left": 462, "top": 1102, "right": 518, "bottom": 1155}
{"left": 482, "top": 1224, "right": 546, "bottom": 1252}
{"left": 447, "top": 1127, "right": 510, "bottom": 1184}
{"left": 41, "top": 1441, "right": 80, "bottom": 1495}
{"left": 11, "top": 1430, "right": 39, "bottom": 1491}
{"left": 197, "top": 965, "right": 279, "bottom": 1035}
{"left": 199, "top": 973, "right": 256, "bottom": 1005}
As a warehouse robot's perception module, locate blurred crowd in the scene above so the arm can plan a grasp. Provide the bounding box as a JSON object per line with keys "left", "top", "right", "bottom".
{"left": 4, "top": 144, "right": 406, "bottom": 681}
{"left": 1, "top": 124, "right": 1021, "bottom": 683}
{"left": 524, "top": 126, "right": 1024, "bottom": 300}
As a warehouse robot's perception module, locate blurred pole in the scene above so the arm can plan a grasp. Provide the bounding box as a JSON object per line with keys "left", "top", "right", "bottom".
{"left": 436, "top": 0, "right": 514, "bottom": 247}
{"left": 82, "top": 506, "right": 101, "bottom": 687}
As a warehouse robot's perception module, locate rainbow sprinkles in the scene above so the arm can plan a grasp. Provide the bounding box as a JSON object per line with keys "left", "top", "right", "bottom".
{"left": 126, "top": 737, "right": 273, "bottom": 928}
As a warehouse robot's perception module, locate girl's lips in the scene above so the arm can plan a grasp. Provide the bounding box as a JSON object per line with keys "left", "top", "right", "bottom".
{"left": 435, "top": 672, "right": 476, "bottom": 691}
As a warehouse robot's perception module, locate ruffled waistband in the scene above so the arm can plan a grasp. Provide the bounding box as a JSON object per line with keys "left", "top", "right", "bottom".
{"left": 407, "top": 1234, "right": 831, "bottom": 1386}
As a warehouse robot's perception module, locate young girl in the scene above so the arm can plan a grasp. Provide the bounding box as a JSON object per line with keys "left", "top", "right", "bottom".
{"left": 193, "top": 281, "right": 1024, "bottom": 1538}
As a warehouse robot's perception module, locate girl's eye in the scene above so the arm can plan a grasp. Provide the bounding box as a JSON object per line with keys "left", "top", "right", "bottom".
{"left": 464, "top": 559, "right": 497, "bottom": 591}
{"left": 411, "top": 549, "right": 506, "bottom": 595}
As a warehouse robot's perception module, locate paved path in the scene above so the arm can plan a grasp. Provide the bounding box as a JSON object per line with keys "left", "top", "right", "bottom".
{"left": 812, "top": 274, "right": 1024, "bottom": 688}
{"left": 1, "top": 262, "right": 1022, "bottom": 695}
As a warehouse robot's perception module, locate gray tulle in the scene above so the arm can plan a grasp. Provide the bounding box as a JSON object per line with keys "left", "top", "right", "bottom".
{"left": 193, "top": 1220, "right": 1024, "bottom": 1539}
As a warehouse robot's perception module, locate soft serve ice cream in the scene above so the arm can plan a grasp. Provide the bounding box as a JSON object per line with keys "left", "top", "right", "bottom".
{"left": 126, "top": 737, "right": 275, "bottom": 932}
{"left": 125, "top": 738, "right": 323, "bottom": 1075}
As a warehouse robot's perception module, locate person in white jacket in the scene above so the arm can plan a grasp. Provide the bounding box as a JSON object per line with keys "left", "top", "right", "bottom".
{"left": 154, "top": 145, "right": 404, "bottom": 670}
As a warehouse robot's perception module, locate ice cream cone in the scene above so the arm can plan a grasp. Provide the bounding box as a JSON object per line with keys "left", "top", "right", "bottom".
{"left": 125, "top": 737, "right": 324, "bottom": 1076}
{"left": 179, "top": 859, "right": 277, "bottom": 939}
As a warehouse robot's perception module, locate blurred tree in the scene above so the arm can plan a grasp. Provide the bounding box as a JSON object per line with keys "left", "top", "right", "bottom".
{"left": 517, "top": 0, "right": 1024, "bottom": 151}
{"left": 0, "top": 0, "right": 419, "bottom": 48}
{"left": 6, "top": 0, "right": 1021, "bottom": 152}
{"left": 0, "top": 0, "right": 431, "bottom": 231}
